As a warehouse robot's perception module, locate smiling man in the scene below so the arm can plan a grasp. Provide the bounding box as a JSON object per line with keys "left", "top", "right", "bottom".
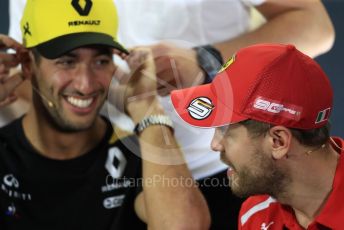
{"left": 0, "top": 0, "right": 209, "bottom": 229}
{"left": 171, "top": 43, "right": 344, "bottom": 229}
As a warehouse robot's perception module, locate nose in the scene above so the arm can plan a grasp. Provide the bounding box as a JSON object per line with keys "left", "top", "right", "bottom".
{"left": 211, "top": 128, "right": 224, "bottom": 152}
{"left": 74, "top": 64, "right": 97, "bottom": 95}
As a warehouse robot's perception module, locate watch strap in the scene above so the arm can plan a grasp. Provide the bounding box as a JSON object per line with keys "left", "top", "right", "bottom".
{"left": 134, "top": 115, "right": 174, "bottom": 135}
{"left": 193, "top": 45, "right": 224, "bottom": 84}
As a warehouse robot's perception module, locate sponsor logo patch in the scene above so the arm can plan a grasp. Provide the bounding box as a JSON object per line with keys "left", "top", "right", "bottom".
{"left": 187, "top": 97, "right": 215, "bottom": 120}
{"left": 315, "top": 108, "right": 331, "bottom": 124}
{"left": 71, "top": 0, "right": 93, "bottom": 16}
{"left": 1, "top": 174, "right": 32, "bottom": 201}
{"left": 252, "top": 97, "right": 302, "bottom": 121}
{"left": 103, "top": 195, "right": 125, "bottom": 209}
{"left": 219, "top": 55, "right": 235, "bottom": 73}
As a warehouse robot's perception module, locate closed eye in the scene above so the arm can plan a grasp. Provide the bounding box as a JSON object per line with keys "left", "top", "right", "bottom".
{"left": 55, "top": 58, "right": 76, "bottom": 68}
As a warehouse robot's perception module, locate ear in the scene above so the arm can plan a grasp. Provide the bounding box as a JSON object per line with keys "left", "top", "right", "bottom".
{"left": 267, "top": 126, "right": 292, "bottom": 160}
{"left": 20, "top": 51, "right": 35, "bottom": 80}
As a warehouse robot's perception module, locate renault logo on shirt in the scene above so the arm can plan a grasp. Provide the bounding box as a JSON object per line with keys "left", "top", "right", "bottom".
{"left": 105, "top": 147, "right": 127, "bottom": 179}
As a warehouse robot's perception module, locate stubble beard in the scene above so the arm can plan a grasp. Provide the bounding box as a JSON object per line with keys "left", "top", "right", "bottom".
{"left": 36, "top": 93, "right": 105, "bottom": 133}
{"left": 230, "top": 148, "right": 290, "bottom": 199}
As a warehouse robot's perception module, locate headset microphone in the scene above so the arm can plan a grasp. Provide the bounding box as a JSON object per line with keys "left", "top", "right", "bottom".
{"left": 32, "top": 86, "right": 55, "bottom": 108}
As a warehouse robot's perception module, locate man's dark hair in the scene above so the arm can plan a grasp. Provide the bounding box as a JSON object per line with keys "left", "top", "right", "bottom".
{"left": 30, "top": 45, "right": 113, "bottom": 64}
{"left": 239, "top": 119, "right": 331, "bottom": 147}
{"left": 31, "top": 47, "right": 42, "bottom": 64}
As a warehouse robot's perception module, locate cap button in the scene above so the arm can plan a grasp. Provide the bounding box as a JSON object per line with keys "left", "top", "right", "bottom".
{"left": 286, "top": 44, "right": 296, "bottom": 51}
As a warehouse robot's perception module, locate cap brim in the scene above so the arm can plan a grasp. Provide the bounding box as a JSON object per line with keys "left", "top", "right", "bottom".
{"left": 36, "top": 32, "right": 129, "bottom": 59}
{"left": 171, "top": 82, "right": 247, "bottom": 128}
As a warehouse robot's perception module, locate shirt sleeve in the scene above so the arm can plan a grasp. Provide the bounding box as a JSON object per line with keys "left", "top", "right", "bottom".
{"left": 241, "top": 0, "right": 266, "bottom": 7}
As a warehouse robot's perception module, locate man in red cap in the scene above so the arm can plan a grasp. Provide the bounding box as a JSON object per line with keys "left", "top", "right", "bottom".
{"left": 171, "top": 43, "right": 343, "bottom": 229}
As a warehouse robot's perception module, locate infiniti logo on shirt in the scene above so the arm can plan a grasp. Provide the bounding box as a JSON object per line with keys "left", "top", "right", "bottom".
{"left": 1, "top": 174, "right": 32, "bottom": 201}
{"left": 3, "top": 174, "right": 19, "bottom": 188}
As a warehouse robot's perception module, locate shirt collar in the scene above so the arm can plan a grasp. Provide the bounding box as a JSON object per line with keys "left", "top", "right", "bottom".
{"left": 279, "top": 137, "right": 344, "bottom": 229}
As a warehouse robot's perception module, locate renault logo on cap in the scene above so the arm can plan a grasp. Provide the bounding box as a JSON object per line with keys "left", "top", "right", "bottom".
{"left": 23, "top": 22, "right": 31, "bottom": 36}
{"left": 71, "top": 0, "right": 93, "bottom": 16}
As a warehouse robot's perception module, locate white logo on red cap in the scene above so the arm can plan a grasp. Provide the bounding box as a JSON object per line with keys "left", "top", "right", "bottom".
{"left": 187, "top": 97, "right": 215, "bottom": 120}
{"left": 253, "top": 97, "right": 301, "bottom": 120}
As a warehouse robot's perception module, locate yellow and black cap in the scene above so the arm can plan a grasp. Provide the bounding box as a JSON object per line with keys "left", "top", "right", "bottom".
{"left": 20, "top": 0, "right": 128, "bottom": 59}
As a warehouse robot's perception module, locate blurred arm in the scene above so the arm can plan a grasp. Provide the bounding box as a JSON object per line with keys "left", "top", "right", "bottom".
{"left": 215, "top": 0, "right": 335, "bottom": 60}
{"left": 121, "top": 48, "right": 210, "bottom": 230}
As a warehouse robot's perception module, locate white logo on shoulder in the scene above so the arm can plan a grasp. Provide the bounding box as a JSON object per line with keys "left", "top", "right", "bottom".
{"left": 187, "top": 97, "right": 215, "bottom": 120}
{"left": 105, "top": 147, "right": 127, "bottom": 179}
{"left": 3, "top": 174, "right": 19, "bottom": 188}
{"left": 261, "top": 221, "right": 274, "bottom": 230}
{"left": 1, "top": 174, "right": 32, "bottom": 201}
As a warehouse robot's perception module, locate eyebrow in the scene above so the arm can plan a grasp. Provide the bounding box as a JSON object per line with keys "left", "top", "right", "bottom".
{"left": 60, "top": 48, "right": 112, "bottom": 58}
{"left": 60, "top": 53, "right": 77, "bottom": 58}
{"left": 94, "top": 48, "right": 113, "bottom": 56}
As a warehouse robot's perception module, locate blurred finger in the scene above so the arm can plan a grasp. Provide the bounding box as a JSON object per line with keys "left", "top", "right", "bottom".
{"left": 0, "top": 53, "right": 20, "bottom": 67}
{"left": 126, "top": 48, "right": 150, "bottom": 70}
{"left": 113, "top": 67, "right": 130, "bottom": 84}
{"left": 154, "top": 56, "right": 173, "bottom": 74}
{"left": 0, "top": 35, "right": 24, "bottom": 52}
{"left": 0, "top": 94, "right": 18, "bottom": 107}
{"left": 0, "top": 71, "right": 10, "bottom": 83}
{"left": 107, "top": 84, "right": 128, "bottom": 113}
{"left": 126, "top": 50, "right": 141, "bottom": 69}
{"left": 17, "top": 49, "right": 30, "bottom": 64}
{"left": 0, "top": 72, "right": 25, "bottom": 99}
{"left": 0, "top": 63, "right": 6, "bottom": 73}
{"left": 112, "top": 49, "right": 129, "bottom": 60}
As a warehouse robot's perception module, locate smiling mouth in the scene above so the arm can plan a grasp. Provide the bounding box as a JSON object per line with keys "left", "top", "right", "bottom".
{"left": 66, "top": 96, "right": 94, "bottom": 109}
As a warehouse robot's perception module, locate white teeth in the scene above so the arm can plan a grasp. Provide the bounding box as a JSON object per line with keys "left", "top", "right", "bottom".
{"left": 67, "top": 96, "right": 93, "bottom": 108}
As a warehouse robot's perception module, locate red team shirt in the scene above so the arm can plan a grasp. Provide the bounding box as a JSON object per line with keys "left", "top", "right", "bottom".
{"left": 238, "top": 137, "right": 344, "bottom": 230}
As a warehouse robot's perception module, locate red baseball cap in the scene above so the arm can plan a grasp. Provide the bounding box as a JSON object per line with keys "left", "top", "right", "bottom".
{"left": 171, "top": 43, "right": 333, "bottom": 129}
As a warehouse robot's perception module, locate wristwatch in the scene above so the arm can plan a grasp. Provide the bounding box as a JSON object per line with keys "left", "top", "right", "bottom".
{"left": 134, "top": 115, "right": 174, "bottom": 135}
{"left": 193, "top": 45, "right": 224, "bottom": 84}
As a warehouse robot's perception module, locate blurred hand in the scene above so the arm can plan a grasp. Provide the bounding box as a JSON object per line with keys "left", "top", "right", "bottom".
{"left": 148, "top": 42, "right": 205, "bottom": 96}
{"left": 110, "top": 47, "right": 161, "bottom": 123}
{"left": 0, "top": 34, "right": 29, "bottom": 107}
{"left": 124, "top": 48, "right": 157, "bottom": 103}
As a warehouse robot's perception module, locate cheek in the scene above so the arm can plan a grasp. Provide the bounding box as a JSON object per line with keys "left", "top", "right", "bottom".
{"left": 223, "top": 140, "right": 252, "bottom": 167}
{"left": 35, "top": 69, "right": 71, "bottom": 94}
{"left": 100, "top": 76, "right": 112, "bottom": 87}
{"left": 95, "top": 76, "right": 112, "bottom": 93}
{"left": 48, "top": 73, "right": 73, "bottom": 93}
{"left": 94, "top": 67, "right": 114, "bottom": 89}
{"left": 52, "top": 73, "right": 72, "bottom": 85}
